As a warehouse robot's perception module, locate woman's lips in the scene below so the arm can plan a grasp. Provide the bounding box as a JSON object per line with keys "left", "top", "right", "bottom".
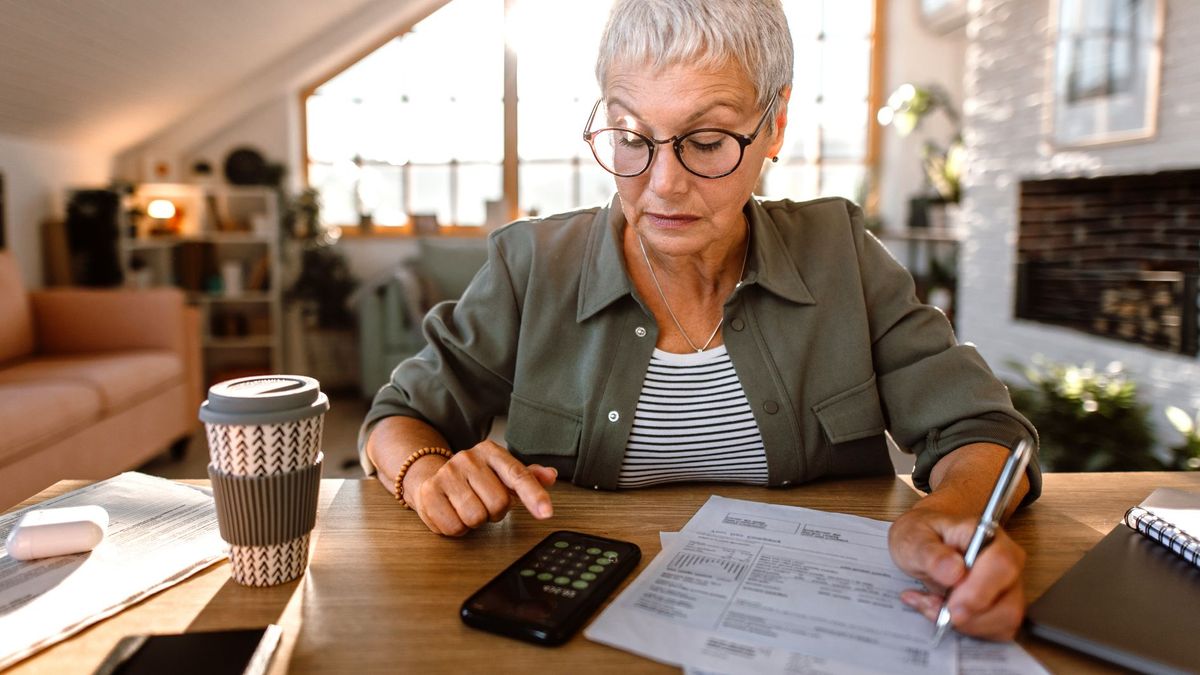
{"left": 645, "top": 212, "right": 700, "bottom": 228}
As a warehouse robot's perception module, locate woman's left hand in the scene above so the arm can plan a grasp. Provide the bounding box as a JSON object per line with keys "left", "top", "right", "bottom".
{"left": 888, "top": 500, "right": 1027, "bottom": 641}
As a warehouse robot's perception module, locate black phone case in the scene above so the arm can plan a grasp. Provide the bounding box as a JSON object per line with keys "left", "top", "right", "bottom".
{"left": 460, "top": 530, "right": 641, "bottom": 646}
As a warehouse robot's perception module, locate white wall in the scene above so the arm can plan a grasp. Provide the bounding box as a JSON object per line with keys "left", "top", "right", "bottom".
{"left": 959, "top": 0, "right": 1200, "bottom": 448}
{"left": 877, "top": 0, "right": 967, "bottom": 230}
{"left": 112, "top": 0, "right": 446, "bottom": 278}
{"left": 114, "top": 0, "right": 444, "bottom": 187}
{"left": 0, "top": 133, "right": 111, "bottom": 287}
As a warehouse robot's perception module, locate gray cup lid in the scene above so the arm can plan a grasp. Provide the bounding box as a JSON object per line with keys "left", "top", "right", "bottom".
{"left": 199, "top": 375, "right": 330, "bottom": 426}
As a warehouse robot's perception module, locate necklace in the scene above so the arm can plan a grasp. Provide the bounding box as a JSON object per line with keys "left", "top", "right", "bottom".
{"left": 636, "top": 222, "right": 749, "bottom": 353}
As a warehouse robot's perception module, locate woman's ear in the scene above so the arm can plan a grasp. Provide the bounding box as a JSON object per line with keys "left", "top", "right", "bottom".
{"left": 766, "top": 85, "right": 792, "bottom": 158}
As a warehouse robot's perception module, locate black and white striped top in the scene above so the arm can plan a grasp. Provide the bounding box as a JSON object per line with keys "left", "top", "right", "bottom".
{"left": 618, "top": 345, "right": 768, "bottom": 488}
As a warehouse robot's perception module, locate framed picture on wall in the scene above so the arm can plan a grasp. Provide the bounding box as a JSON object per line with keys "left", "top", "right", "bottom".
{"left": 1051, "top": 0, "right": 1165, "bottom": 147}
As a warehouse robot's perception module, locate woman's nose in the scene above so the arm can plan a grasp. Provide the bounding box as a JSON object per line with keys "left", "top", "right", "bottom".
{"left": 646, "top": 142, "right": 689, "bottom": 196}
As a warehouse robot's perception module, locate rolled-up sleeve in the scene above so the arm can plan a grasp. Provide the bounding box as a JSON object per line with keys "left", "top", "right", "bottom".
{"left": 848, "top": 202, "right": 1041, "bottom": 503}
{"left": 358, "top": 233, "right": 522, "bottom": 474}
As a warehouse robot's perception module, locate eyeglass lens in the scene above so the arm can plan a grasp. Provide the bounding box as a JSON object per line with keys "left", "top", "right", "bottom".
{"left": 588, "top": 129, "right": 744, "bottom": 178}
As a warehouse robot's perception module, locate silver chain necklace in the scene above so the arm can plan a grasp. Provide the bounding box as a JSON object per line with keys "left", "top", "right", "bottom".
{"left": 636, "top": 222, "right": 749, "bottom": 353}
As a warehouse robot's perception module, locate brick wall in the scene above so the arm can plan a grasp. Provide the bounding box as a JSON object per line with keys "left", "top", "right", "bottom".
{"left": 959, "top": 0, "right": 1200, "bottom": 447}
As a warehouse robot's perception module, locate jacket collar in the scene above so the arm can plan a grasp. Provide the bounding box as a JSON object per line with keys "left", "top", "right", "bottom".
{"left": 576, "top": 195, "right": 815, "bottom": 323}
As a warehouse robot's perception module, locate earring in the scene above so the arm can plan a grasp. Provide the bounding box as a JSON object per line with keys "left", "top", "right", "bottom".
{"left": 771, "top": 156, "right": 779, "bottom": 163}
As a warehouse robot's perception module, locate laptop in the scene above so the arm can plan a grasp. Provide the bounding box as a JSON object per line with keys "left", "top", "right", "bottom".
{"left": 1026, "top": 524, "right": 1200, "bottom": 675}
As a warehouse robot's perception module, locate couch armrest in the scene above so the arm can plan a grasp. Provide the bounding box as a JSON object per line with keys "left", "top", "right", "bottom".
{"left": 30, "top": 288, "right": 190, "bottom": 355}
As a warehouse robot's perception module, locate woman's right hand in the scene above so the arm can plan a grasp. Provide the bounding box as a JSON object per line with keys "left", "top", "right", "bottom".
{"left": 403, "top": 440, "right": 557, "bottom": 536}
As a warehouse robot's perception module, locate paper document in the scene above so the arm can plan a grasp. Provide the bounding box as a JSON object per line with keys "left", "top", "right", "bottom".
{"left": 0, "top": 472, "right": 226, "bottom": 669}
{"left": 588, "top": 496, "right": 1045, "bottom": 675}
{"left": 1139, "top": 487, "right": 1200, "bottom": 536}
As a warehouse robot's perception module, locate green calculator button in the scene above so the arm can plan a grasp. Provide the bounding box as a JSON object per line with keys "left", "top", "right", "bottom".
{"left": 588, "top": 565, "right": 605, "bottom": 573}
{"left": 595, "top": 557, "right": 612, "bottom": 566}
{"left": 572, "top": 580, "right": 589, "bottom": 589}
{"left": 586, "top": 547, "right": 602, "bottom": 555}
{"left": 580, "top": 572, "right": 597, "bottom": 581}
{"left": 553, "top": 541, "right": 569, "bottom": 549}
{"left": 603, "top": 551, "right": 619, "bottom": 559}
{"left": 519, "top": 569, "right": 536, "bottom": 577}
{"left": 554, "top": 576, "right": 570, "bottom": 585}
{"left": 537, "top": 572, "right": 553, "bottom": 581}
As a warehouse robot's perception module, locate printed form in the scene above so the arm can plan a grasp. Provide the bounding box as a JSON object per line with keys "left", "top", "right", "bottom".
{"left": 0, "top": 473, "right": 225, "bottom": 670}
{"left": 586, "top": 496, "right": 1045, "bottom": 675}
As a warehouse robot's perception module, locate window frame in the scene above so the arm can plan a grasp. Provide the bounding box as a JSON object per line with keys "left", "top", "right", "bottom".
{"left": 300, "top": 0, "right": 887, "bottom": 237}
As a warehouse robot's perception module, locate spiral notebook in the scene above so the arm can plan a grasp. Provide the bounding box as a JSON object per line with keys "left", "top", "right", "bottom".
{"left": 1124, "top": 488, "right": 1200, "bottom": 568}
{"left": 1027, "top": 488, "right": 1200, "bottom": 675}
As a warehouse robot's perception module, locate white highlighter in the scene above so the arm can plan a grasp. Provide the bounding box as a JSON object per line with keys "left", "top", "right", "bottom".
{"left": 4, "top": 505, "right": 109, "bottom": 561}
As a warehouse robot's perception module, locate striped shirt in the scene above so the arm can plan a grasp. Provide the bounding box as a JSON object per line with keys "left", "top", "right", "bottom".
{"left": 618, "top": 345, "right": 768, "bottom": 488}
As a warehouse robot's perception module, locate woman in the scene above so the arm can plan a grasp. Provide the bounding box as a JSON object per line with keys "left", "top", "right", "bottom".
{"left": 362, "top": 0, "right": 1037, "bottom": 641}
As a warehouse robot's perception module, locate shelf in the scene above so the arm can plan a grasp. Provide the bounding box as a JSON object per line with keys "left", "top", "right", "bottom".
{"left": 123, "top": 183, "right": 284, "bottom": 380}
{"left": 124, "top": 232, "right": 272, "bottom": 247}
{"left": 205, "top": 336, "right": 276, "bottom": 349}
{"left": 194, "top": 292, "right": 274, "bottom": 304}
{"left": 875, "top": 227, "right": 963, "bottom": 243}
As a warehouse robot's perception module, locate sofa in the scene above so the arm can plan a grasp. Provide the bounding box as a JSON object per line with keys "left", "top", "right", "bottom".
{"left": 0, "top": 250, "right": 202, "bottom": 509}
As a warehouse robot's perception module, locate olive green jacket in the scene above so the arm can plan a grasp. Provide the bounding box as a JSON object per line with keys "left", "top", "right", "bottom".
{"left": 362, "top": 196, "right": 1040, "bottom": 499}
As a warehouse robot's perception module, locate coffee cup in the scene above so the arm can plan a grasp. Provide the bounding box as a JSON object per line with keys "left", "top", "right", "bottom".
{"left": 200, "top": 375, "right": 329, "bottom": 586}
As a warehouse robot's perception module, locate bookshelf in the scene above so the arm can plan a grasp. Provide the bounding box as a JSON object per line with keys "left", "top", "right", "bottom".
{"left": 120, "top": 183, "right": 283, "bottom": 386}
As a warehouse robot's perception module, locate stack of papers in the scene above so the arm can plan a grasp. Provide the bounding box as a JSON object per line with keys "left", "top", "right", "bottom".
{"left": 585, "top": 496, "right": 1047, "bottom": 675}
{"left": 0, "top": 472, "right": 226, "bottom": 669}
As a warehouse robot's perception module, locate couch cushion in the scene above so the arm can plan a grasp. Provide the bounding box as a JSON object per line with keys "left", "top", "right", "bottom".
{"left": 0, "top": 251, "right": 35, "bottom": 365}
{"left": 0, "top": 380, "right": 102, "bottom": 465}
{"left": 0, "top": 351, "right": 183, "bottom": 413}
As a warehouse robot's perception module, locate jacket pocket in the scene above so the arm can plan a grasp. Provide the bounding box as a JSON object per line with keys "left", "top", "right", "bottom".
{"left": 812, "top": 375, "right": 887, "bottom": 444}
{"left": 505, "top": 393, "right": 582, "bottom": 457}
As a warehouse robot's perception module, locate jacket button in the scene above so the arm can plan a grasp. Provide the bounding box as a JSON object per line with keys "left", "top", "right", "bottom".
{"left": 635, "top": 326, "right": 647, "bottom": 338}
{"left": 763, "top": 400, "right": 779, "bottom": 414}
{"left": 607, "top": 410, "right": 620, "bottom": 422}
{"left": 730, "top": 318, "right": 745, "bottom": 331}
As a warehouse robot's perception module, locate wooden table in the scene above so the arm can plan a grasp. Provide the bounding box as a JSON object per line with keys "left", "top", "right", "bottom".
{"left": 7, "top": 472, "right": 1200, "bottom": 674}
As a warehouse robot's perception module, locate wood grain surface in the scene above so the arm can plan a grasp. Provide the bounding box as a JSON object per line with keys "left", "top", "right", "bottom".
{"left": 6, "top": 472, "right": 1200, "bottom": 674}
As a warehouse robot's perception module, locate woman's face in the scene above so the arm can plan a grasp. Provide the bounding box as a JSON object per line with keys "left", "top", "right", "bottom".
{"left": 602, "top": 62, "right": 788, "bottom": 258}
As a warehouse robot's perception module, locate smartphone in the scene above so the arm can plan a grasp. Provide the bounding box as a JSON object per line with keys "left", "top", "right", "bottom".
{"left": 92, "top": 625, "right": 281, "bottom": 675}
{"left": 460, "top": 530, "right": 641, "bottom": 646}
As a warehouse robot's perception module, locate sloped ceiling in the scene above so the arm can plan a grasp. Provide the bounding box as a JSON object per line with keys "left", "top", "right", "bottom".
{"left": 0, "top": 0, "right": 381, "bottom": 153}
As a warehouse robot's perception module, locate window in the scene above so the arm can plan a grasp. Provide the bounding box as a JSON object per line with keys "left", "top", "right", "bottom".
{"left": 303, "top": 0, "right": 880, "bottom": 231}
{"left": 762, "top": 0, "right": 880, "bottom": 206}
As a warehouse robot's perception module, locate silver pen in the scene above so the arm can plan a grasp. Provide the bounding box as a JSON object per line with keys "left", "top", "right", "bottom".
{"left": 930, "top": 438, "right": 1034, "bottom": 646}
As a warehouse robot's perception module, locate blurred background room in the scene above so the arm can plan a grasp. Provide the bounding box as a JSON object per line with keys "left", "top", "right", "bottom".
{"left": 1, "top": 0, "right": 1198, "bottom": 509}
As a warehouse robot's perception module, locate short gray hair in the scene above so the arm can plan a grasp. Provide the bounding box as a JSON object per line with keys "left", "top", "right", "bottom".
{"left": 595, "top": 0, "right": 793, "bottom": 119}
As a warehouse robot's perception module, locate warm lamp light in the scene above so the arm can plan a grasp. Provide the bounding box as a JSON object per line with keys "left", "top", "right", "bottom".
{"left": 147, "top": 199, "right": 177, "bottom": 219}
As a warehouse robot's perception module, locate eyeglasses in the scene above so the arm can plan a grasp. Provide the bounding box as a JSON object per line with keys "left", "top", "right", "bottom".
{"left": 582, "top": 92, "right": 778, "bottom": 179}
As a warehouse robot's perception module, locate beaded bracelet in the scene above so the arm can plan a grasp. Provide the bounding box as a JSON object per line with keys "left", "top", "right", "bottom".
{"left": 394, "top": 446, "right": 454, "bottom": 509}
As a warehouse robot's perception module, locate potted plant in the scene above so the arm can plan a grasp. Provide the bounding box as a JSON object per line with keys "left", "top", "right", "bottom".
{"left": 281, "top": 188, "right": 360, "bottom": 390}
{"left": 1006, "top": 357, "right": 1161, "bottom": 471}
{"left": 877, "top": 83, "right": 964, "bottom": 226}
{"left": 1164, "top": 406, "right": 1200, "bottom": 470}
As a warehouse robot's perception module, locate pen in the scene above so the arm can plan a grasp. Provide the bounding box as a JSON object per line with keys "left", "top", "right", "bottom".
{"left": 930, "top": 438, "right": 1034, "bottom": 646}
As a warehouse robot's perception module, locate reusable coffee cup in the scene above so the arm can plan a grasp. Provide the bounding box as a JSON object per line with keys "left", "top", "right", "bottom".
{"left": 200, "top": 375, "right": 329, "bottom": 587}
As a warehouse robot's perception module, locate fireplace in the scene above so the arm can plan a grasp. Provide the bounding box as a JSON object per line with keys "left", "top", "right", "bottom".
{"left": 1015, "top": 169, "right": 1200, "bottom": 355}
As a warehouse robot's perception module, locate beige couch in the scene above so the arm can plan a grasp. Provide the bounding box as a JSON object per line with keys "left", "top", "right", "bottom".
{"left": 0, "top": 251, "right": 202, "bottom": 509}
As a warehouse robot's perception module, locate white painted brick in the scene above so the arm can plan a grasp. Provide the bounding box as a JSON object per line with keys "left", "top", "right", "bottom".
{"left": 959, "top": 0, "right": 1200, "bottom": 449}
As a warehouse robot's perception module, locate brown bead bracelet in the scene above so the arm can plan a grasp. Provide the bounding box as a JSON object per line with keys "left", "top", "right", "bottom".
{"left": 393, "top": 446, "right": 454, "bottom": 509}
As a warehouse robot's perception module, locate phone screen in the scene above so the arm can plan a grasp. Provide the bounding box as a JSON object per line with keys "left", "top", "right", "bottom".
{"left": 93, "top": 626, "right": 280, "bottom": 675}
{"left": 461, "top": 530, "right": 641, "bottom": 645}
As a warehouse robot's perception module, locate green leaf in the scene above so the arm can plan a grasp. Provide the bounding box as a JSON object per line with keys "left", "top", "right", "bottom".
{"left": 1165, "top": 406, "right": 1195, "bottom": 436}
